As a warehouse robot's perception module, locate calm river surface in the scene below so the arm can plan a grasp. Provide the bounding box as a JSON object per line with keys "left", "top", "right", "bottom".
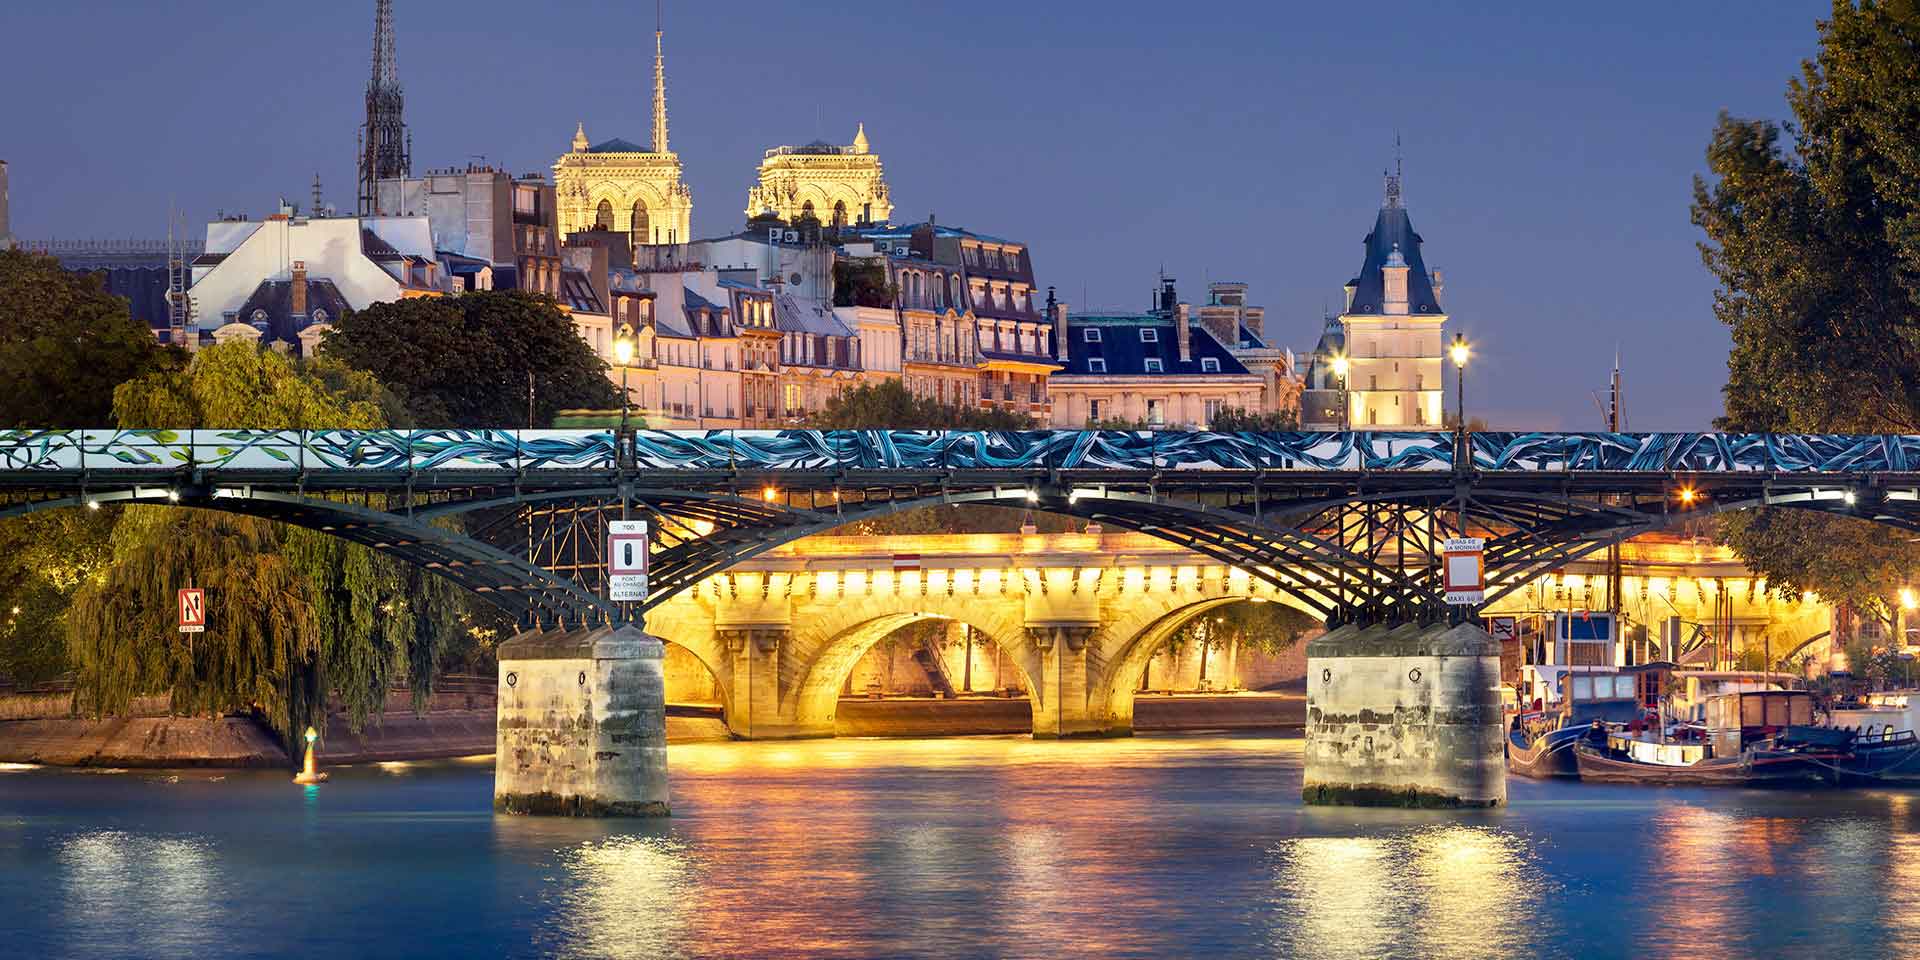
{"left": 5, "top": 733, "right": 1920, "bottom": 959}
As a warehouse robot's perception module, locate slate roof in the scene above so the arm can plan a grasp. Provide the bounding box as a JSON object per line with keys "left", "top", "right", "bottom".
{"left": 1058, "top": 317, "right": 1250, "bottom": 377}
{"left": 360, "top": 228, "right": 404, "bottom": 262}
{"left": 773, "top": 292, "right": 854, "bottom": 337}
{"left": 588, "top": 138, "right": 651, "bottom": 154}
{"left": 231, "top": 279, "right": 351, "bottom": 353}
{"left": 560, "top": 268, "right": 604, "bottom": 315}
{"left": 1237, "top": 324, "right": 1268, "bottom": 350}
{"left": 89, "top": 265, "right": 173, "bottom": 330}
{"left": 1345, "top": 205, "right": 1442, "bottom": 316}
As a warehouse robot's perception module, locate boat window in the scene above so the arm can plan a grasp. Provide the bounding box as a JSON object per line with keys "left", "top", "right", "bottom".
{"left": 1792, "top": 697, "right": 1812, "bottom": 726}
{"left": 1572, "top": 676, "right": 1593, "bottom": 700}
{"left": 1612, "top": 675, "right": 1635, "bottom": 699}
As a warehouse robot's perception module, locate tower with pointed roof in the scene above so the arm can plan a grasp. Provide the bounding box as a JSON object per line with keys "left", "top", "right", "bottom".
{"left": 1304, "top": 160, "right": 1449, "bottom": 429}
{"left": 357, "top": 0, "right": 411, "bottom": 216}
{"left": 552, "top": 4, "right": 693, "bottom": 249}
{"left": 745, "top": 123, "right": 892, "bottom": 226}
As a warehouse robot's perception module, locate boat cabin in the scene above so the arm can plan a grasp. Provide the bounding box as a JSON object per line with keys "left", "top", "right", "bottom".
{"left": 1831, "top": 691, "right": 1920, "bottom": 741}
{"left": 1705, "top": 690, "right": 1816, "bottom": 757}
{"left": 1670, "top": 671, "right": 1794, "bottom": 724}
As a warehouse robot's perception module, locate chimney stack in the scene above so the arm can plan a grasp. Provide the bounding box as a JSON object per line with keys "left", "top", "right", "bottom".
{"left": 1048, "top": 287, "right": 1069, "bottom": 363}
{"left": 291, "top": 260, "right": 308, "bottom": 319}
{"left": 1175, "top": 302, "right": 1192, "bottom": 364}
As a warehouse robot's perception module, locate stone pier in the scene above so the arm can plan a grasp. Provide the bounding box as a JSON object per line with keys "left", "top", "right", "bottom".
{"left": 1303, "top": 622, "right": 1504, "bottom": 808}
{"left": 494, "top": 624, "right": 671, "bottom": 817}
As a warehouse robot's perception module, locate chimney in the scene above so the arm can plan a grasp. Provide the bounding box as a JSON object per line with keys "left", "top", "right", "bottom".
{"left": 1175, "top": 302, "right": 1192, "bottom": 364}
{"left": 1049, "top": 287, "right": 1070, "bottom": 363}
{"left": 291, "top": 260, "right": 308, "bottom": 320}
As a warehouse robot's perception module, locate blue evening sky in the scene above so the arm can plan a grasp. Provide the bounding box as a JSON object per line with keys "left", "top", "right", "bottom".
{"left": 0, "top": 1, "right": 1826, "bottom": 430}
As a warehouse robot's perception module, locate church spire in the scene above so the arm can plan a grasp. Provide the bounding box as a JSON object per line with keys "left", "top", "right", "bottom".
{"left": 651, "top": 2, "right": 669, "bottom": 154}
{"left": 852, "top": 122, "right": 870, "bottom": 155}
{"left": 1383, "top": 134, "right": 1403, "bottom": 209}
{"left": 573, "top": 121, "right": 590, "bottom": 153}
{"left": 357, "top": 0, "right": 410, "bottom": 216}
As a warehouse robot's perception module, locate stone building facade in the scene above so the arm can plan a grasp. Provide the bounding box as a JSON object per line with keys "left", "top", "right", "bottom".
{"left": 552, "top": 28, "right": 692, "bottom": 249}
{"left": 745, "top": 125, "right": 892, "bottom": 226}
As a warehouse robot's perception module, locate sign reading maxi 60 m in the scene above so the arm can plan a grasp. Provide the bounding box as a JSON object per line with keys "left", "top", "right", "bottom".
{"left": 2, "top": 430, "right": 1920, "bottom": 474}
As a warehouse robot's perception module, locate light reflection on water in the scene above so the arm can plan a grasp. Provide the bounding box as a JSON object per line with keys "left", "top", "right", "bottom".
{"left": 11, "top": 736, "right": 1920, "bottom": 957}
{"left": 1271, "top": 826, "right": 1550, "bottom": 960}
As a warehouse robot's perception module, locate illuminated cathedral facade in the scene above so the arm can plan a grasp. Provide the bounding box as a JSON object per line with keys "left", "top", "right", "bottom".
{"left": 745, "top": 124, "right": 893, "bottom": 226}
{"left": 553, "top": 27, "right": 693, "bottom": 247}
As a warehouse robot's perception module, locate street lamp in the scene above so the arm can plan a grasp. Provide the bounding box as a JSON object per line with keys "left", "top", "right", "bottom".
{"left": 1449, "top": 333, "right": 1470, "bottom": 429}
{"left": 1331, "top": 354, "right": 1350, "bottom": 431}
{"left": 613, "top": 334, "right": 635, "bottom": 433}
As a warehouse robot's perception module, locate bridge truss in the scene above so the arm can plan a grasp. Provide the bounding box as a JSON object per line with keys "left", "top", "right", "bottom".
{"left": 3, "top": 429, "right": 1920, "bottom": 628}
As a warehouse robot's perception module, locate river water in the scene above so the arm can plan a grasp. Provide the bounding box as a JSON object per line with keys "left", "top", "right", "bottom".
{"left": 4, "top": 733, "right": 1918, "bottom": 959}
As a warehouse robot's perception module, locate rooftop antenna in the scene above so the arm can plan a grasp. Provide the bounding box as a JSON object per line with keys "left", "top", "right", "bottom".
{"left": 311, "top": 173, "right": 323, "bottom": 218}
{"left": 1384, "top": 133, "right": 1403, "bottom": 208}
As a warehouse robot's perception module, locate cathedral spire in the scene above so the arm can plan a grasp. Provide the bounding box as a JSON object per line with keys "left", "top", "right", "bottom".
{"left": 357, "top": 0, "right": 410, "bottom": 216}
{"left": 1383, "top": 134, "right": 1403, "bottom": 209}
{"left": 852, "top": 122, "right": 870, "bottom": 155}
{"left": 651, "top": 2, "right": 669, "bottom": 154}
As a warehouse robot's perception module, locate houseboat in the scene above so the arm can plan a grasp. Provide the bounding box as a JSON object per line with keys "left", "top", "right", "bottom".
{"left": 1573, "top": 689, "right": 1850, "bottom": 787}
{"left": 1509, "top": 667, "right": 1663, "bottom": 778}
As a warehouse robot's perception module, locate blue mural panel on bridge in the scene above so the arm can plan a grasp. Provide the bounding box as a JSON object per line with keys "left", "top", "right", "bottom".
{"left": 2, "top": 429, "right": 1919, "bottom": 475}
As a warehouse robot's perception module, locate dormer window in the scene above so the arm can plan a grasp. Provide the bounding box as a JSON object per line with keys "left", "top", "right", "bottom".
{"left": 252, "top": 309, "right": 269, "bottom": 324}
{"left": 1144, "top": 358, "right": 1164, "bottom": 373}
{"left": 1140, "top": 329, "right": 1159, "bottom": 343}
{"left": 1201, "top": 357, "right": 1220, "bottom": 373}
{"left": 1088, "top": 358, "right": 1107, "bottom": 373}
{"left": 1084, "top": 328, "right": 1102, "bottom": 343}
{"left": 311, "top": 309, "right": 328, "bottom": 325}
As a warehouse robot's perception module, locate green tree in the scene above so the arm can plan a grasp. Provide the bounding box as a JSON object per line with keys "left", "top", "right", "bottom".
{"left": 66, "top": 343, "right": 469, "bottom": 749}
{"left": 832, "top": 259, "right": 896, "bottom": 308}
{"left": 1693, "top": 2, "right": 1920, "bottom": 624}
{"left": 806, "top": 378, "right": 1035, "bottom": 430}
{"left": 319, "top": 291, "right": 619, "bottom": 427}
{"left": 1206, "top": 406, "right": 1301, "bottom": 431}
{"left": 0, "top": 248, "right": 181, "bottom": 427}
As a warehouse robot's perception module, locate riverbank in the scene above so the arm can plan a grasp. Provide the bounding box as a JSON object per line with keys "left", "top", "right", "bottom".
{"left": 0, "top": 691, "right": 1299, "bottom": 766}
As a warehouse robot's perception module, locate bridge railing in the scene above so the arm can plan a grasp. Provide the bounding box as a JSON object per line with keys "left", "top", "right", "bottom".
{"left": 0, "top": 429, "right": 1915, "bottom": 474}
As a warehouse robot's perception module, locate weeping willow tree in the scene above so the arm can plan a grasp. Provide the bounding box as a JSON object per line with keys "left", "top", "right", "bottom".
{"left": 66, "top": 342, "right": 465, "bottom": 751}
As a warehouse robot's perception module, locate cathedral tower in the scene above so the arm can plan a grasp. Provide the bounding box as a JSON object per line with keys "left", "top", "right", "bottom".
{"left": 745, "top": 123, "right": 893, "bottom": 226}
{"left": 553, "top": 5, "right": 693, "bottom": 249}
{"left": 357, "top": 0, "right": 411, "bottom": 216}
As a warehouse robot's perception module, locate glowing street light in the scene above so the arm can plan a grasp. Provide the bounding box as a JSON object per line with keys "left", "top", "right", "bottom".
{"left": 612, "top": 334, "right": 636, "bottom": 435}
{"left": 1679, "top": 487, "right": 1698, "bottom": 506}
{"left": 1449, "top": 333, "right": 1470, "bottom": 431}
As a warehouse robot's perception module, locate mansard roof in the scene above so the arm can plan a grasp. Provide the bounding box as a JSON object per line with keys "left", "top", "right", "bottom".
{"left": 233, "top": 278, "right": 352, "bottom": 351}
{"left": 1344, "top": 204, "right": 1443, "bottom": 317}
{"left": 1058, "top": 316, "right": 1250, "bottom": 378}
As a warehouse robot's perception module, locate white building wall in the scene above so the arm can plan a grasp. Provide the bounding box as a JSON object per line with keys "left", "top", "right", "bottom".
{"left": 187, "top": 218, "right": 433, "bottom": 330}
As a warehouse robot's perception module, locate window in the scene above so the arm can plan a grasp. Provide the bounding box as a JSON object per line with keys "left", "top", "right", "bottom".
{"left": 1088, "top": 358, "right": 1107, "bottom": 373}
{"left": 1084, "top": 328, "right": 1102, "bottom": 343}
{"left": 1200, "top": 358, "right": 1220, "bottom": 373}
{"left": 1369, "top": 375, "right": 1378, "bottom": 390}
{"left": 1088, "top": 399, "right": 1104, "bottom": 421}
{"left": 1140, "top": 328, "right": 1159, "bottom": 343}
{"left": 1204, "top": 399, "right": 1224, "bottom": 424}
{"left": 1144, "top": 358, "right": 1164, "bottom": 373}
{"left": 1146, "top": 398, "right": 1165, "bottom": 425}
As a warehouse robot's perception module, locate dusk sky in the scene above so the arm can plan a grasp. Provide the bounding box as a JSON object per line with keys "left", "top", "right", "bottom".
{"left": 1, "top": 1, "right": 1827, "bottom": 431}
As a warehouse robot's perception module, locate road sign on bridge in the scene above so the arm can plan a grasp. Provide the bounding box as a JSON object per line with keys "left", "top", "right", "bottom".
{"left": 1443, "top": 538, "right": 1486, "bottom": 605}
{"left": 607, "top": 520, "right": 649, "bottom": 602}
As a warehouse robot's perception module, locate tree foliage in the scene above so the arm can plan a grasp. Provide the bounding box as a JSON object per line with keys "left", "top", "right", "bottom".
{"left": 1694, "top": 2, "right": 1920, "bottom": 627}
{"left": 832, "top": 259, "right": 896, "bottom": 308}
{"left": 65, "top": 343, "right": 473, "bottom": 749}
{"left": 0, "top": 249, "right": 181, "bottom": 428}
{"left": 805, "top": 379, "right": 1034, "bottom": 430}
{"left": 1206, "top": 406, "right": 1301, "bottom": 431}
{"left": 319, "top": 291, "right": 619, "bottom": 427}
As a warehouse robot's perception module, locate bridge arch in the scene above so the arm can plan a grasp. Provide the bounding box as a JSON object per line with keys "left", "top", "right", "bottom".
{"left": 784, "top": 595, "right": 1042, "bottom": 737}
{"left": 1092, "top": 589, "right": 1324, "bottom": 734}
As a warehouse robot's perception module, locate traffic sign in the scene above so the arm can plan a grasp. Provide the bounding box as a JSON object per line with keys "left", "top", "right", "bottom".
{"left": 178, "top": 588, "right": 206, "bottom": 634}
{"left": 607, "top": 520, "right": 649, "bottom": 602}
{"left": 1442, "top": 537, "right": 1485, "bottom": 605}
{"left": 1486, "top": 615, "right": 1518, "bottom": 644}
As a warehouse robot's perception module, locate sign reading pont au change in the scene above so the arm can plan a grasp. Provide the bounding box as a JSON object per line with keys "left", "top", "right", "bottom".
{"left": 177, "top": 588, "right": 206, "bottom": 634}
{"left": 1442, "top": 537, "right": 1485, "bottom": 605}
{"left": 606, "top": 520, "right": 649, "bottom": 602}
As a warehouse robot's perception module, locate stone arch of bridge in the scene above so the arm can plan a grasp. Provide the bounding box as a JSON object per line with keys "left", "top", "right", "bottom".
{"left": 636, "top": 601, "right": 737, "bottom": 721}
{"left": 1092, "top": 592, "right": 1325, "bottom": 734}
{"left": 785, "top": 597, "right": 1042, "bottom": 735}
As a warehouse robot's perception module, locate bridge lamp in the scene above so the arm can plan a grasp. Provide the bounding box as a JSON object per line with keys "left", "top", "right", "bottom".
{"left": 1678, "top": 487, "right": 1698, "bottom": 506}
{"left": 166, "top": 490, "right": 181, "bottom": 503}
{"left": 85, "top": 499, "right": 99, "bottom": 511}
{"left": 762, "top": 486, "right": 780, "bottom": 503}
{"left": 1844, "top": 490, "right": 1859, "bottom": 506}
{"left": 612, "top": 335, "right": 636, "bottom": 434}
{"left": 1449, "top": 335, "right": 1470, "bottom": 369}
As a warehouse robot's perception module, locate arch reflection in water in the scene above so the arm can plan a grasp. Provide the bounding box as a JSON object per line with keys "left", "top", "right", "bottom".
{"left": 541, "top": 836, "right": 695, "bottom": 960}
{"left": 59, "top": 831, "right": 223, "bottom": 955}
{"left": 1269, "top": 826, "right": 1546, "bottom": 960}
